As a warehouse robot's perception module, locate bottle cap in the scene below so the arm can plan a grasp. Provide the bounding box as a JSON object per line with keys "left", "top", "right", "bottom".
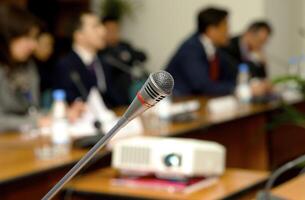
{"left": 53, "top": 89, "right": 66, "bottom": 101}
{"left": 239, "top": 63, "right": 249, "bottom": 73}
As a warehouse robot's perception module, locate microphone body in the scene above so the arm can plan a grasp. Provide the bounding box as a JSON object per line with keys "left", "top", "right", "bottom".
{"left": 42, "top": 71, "right": 174, "bottom": 200}
{"left": 70, "top": 70, "right": 89, "bottom": 101}
{"left": 105, "top": 55, "right": 148, "bottom": 79}
{"left": 257, "top": 154, "right": 305, "bottom": 200}
{"left": 105, "top": 55, "right": 134, "bottom": 76}
{"left": 69, "top": 70, "right": 104, "bottom": 140}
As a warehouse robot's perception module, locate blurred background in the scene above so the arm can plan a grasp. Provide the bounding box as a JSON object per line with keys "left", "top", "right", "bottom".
{"left": 1, "top": 0, "right": 305, "bottom": 200}
{"left": 4, "top": 0, "right": 305, "bottom": 76}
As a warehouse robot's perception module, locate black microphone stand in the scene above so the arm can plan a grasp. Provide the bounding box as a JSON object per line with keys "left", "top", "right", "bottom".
{"left": 257, "top": 154, "right": 305, "bottom": 200}
{"left": 70, "top": 70, "right": 106, "bottom": 148}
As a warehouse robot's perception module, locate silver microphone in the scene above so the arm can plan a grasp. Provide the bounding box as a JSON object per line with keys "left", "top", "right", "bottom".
{"left": 122, "top": 70, "right": 174, "bottom": 122}
{"left": 42, "top": 70, "right": 174, "bottom": 200}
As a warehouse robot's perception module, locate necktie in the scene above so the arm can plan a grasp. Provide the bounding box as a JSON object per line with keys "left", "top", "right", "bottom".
{"left": 89, "top": 58, "right": 107, "bottom": 93}
{"left": 209, "top": 54, "right": 220, "bottom": 81}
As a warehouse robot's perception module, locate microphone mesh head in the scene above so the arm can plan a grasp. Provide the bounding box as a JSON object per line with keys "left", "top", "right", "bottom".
{"left": 151, "top": 71, "right": 174, "bottom": 94}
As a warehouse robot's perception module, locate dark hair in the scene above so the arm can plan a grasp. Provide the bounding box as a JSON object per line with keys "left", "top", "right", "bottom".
{"left": 247, "top": 21, "right": 272, "bottom": 34}
{"left": 102, "top": 15, "right": 119, "bottom": 24}
{"left": 197, "top": 7, "right": 228, "bottom": 33}
{"left": 38, "top": 19, "right": 50, "bottom": 35}
{"left": 0, "top": 4, "right": 39, "bottom": 70}
{"left": 66, "top": 11, "right": 93, "bottom": 40}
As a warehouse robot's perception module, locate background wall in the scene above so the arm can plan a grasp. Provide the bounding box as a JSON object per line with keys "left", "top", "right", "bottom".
{"left": 265, "top": 0, "right": 303, "bottom": 77}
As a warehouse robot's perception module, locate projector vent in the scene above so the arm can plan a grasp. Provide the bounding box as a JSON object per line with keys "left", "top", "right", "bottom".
{"left": 120, "top": 146, "right": 151, "bottom": 166}
{"left": 193, "top": 150, "right": 206, "bottom": 172}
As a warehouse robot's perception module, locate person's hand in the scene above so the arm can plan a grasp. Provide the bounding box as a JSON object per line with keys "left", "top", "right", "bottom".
{"left": 250, "top": 51, "right": 266, "bottom": 64}
{"left": 263, "top": 79, "right": 273, "bottom": 93}
{"left": 37, "top": 116, "right": 52, "bottom": 128}
{"left": 67, "top": 100, "right": 87, "bottom": 123}
{"left": 250, "top": 79, "right": 272, "bottom": 97}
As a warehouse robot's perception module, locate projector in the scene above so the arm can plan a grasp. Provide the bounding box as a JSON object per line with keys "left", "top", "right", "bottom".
{"left": 112, "top": 137, "right": 226, "bottom": 178}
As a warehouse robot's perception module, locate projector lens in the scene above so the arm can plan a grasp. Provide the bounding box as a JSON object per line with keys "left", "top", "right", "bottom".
{"left": 164, "top": 153, "right": 181, "bottom": 167}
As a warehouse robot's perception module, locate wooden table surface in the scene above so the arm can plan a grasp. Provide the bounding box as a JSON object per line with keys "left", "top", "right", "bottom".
{"left": 65, "top": 167, "right": 269, "bottom": 200}
{"left": 271, "top": 174, "right": 305, "bottom": 200}
{"left": 0, "top": 132, "right": 112, "bottom": 200}
{"left": 0, "top": 132, "right": 90, "bottom": 185}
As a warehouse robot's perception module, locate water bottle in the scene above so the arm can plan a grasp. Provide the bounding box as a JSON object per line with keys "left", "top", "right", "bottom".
{"left": 235, "top": 63, "right": 252, "bottom": 103}
{"left": 51, "top": 89, "right": 70, "bottom": 155}
{"left": 157, "top": 96, "right": 172, "bottom": 120}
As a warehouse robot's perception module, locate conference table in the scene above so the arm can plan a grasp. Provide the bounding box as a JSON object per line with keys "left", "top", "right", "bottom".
{"left": 0, "top": 96, "right": 304, "bottom": 199}
{"left": 0, "top": 132, "right": 111, "bottom": 200}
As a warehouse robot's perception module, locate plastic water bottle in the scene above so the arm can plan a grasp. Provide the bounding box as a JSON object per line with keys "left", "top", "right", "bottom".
{"left": 235, "top": 63, "right": 252, "bottom": 103}
{"left": 51, "top": 90, "right": 70, "bottom": 155}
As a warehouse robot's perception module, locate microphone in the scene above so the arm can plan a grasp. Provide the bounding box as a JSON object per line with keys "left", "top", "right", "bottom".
{"left": 122, "top": 70, "right": 174, "bottom": 121}
{"left": 69, "top": 70, "right": 105, "bottom": 145}
{"left": 70, "top": 70, "right": 88, "bottom": 101}
{"left": 257, "top": 154, "right": 305, "bottom": 200}
{"left": 42, "top": 70, "right": 174, "bottom": 200}
{"left": 105, "top": 55, "right": 134, "bottom": 76}
{"left": 105, "top": 55, "right": 148, "bottom": 79}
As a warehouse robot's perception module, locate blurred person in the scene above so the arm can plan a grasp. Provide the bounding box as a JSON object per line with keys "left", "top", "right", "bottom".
{"left": 34, "top": 32, "right": 54, "bottom": 65}
{"left": 100, "top": 16, "right": 147, "bottom": 104}
{"left": 166, "top": 7, "right": 235, "bottom": 96}
{"left": 223, "top": 21, "right": 272, "bottom": 79}
{"left": 0, "top": 4, "right": 50, "bottom": 132}
{"left": 33, "top": 31, "right": 55, "bottom": 109}
{"left": 34, "top": 28, "right": 84, "bottom": 122}
{"left": 101, "top": 16, "right": 147, "bottom": 66}
{"left": 54, "top": 12, "right": 123, "bottom": 108}
{"left": 223, "top": 21, "right": 273, "bottom": 97}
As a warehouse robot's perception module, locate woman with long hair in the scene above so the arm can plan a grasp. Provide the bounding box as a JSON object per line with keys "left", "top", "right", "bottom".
{"left": 0, "top": 4, "right": 49, "bottom": 132}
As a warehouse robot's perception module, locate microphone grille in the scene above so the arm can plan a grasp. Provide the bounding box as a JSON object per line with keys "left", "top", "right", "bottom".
{"left": 151, "top": 71, "right": 174, "bottom": 94}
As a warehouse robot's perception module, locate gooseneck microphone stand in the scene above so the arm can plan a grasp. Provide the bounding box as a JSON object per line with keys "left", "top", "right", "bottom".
{"left": 42, "top": 117, "right": 127, "bottom": 200}
{"left": 257, "top": 154, "right": 305, "bottom": 200}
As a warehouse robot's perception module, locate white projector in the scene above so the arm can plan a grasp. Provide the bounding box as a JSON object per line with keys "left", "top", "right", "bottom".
{"left": 112, "top": 137, "right": 226, "bottom": 178}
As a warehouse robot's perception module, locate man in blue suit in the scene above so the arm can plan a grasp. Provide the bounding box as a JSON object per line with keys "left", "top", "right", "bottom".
{"left": 166, "top": 7, "right": 236, "bottom": 96}
{"left": 54, "top": 12, "right": 123, "bottom": 108}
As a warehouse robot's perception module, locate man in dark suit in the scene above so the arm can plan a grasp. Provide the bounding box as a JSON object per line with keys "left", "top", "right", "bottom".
{"left": 166, "top": 7, "right": 235, "bottom": 96}
{"left": 223, "top": 21, "right": 272, "bottom": 79}
{"left": 54, "top": 12, "right": 122, "bottom": 108}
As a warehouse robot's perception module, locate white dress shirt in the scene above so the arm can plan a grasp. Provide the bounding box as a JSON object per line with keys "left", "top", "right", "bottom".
{"left": 200, "top": 35, "right": 216, "bottom": 61}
